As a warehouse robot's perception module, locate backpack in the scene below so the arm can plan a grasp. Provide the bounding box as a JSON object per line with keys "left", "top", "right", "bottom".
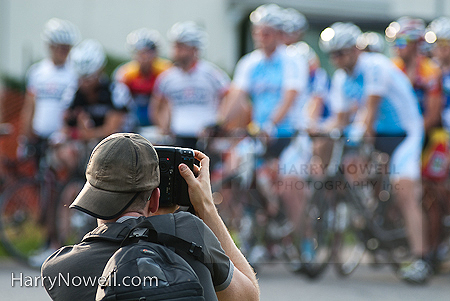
{"left": 96, "top": 219, "right": 206, "bottom": 301}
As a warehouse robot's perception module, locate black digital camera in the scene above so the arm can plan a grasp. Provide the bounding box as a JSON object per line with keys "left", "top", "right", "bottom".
{"left": 154, "top": 146, "right": 195, "bottom": 207}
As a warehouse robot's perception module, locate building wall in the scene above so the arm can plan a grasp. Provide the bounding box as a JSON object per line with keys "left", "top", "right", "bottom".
{"left": 1, "top": 0, "right": 449, "bottom": 79}
{"left": 0, "top": 0, "right": 237, "bottom": 78}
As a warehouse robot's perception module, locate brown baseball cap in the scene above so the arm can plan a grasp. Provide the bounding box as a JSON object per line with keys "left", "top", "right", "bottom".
{"left": 70, "top": 133, "right": 160, "bottom": 219}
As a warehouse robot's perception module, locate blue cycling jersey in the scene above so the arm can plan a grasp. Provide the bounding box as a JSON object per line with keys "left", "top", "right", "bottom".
{"left": 233, "top": 45, "right": 308, "bottom": 137}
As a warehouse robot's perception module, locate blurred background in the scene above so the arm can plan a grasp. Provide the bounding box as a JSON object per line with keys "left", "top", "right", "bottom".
{"left": 1, "top": 0, "right": 449, "bottom": 79}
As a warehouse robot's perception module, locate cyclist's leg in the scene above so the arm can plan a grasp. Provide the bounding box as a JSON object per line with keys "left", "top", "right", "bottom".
{"left": 390, "top": 133, "right": 428, "bottom": 258}
{"left": 278, "top": 135, "right": 312, "bottom": 235}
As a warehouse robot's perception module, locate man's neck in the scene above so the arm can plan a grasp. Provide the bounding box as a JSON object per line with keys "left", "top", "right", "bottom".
{"left": 98, "top": 211, "right": 144, "bottom": 225}
{"left": 179, "top": 58, "right": 197, "bottom": 72}
{"left": 262, "top": 45, "right": 278, "bottom": 58}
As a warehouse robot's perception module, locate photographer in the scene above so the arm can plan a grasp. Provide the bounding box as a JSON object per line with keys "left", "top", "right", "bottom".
{"left": 41, "top": 133, "right": 259, "bottom": 301}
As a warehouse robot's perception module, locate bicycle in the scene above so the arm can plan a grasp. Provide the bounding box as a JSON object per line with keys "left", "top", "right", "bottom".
{"left": 299, "top": 130, "right": 410, "bottom": 278}
{"left": 207, "top": 128, "right": 304, "bottom": 273}
{"left": 0, "top": 139, "right": 96, "bottom": 267}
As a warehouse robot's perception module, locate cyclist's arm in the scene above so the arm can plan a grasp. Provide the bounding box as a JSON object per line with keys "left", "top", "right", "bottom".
{"left": 151, "top": 93, "right": 171, "bottom": 134}
{"left": 424, "top": 93, "right": 443, "bottom": 132}
{"left": 271, "top": 89, "right": 298, "bottom": 125}
{"left": 78, "top": 110, "right": 125, "bottom": 141}
{"left": 363, "top": 94, "right": 381, "bottom": 137}
{"left": 219, "top": 87, "right": 251, "bottom": 130}
{"left": 20, "top": 91, "right": 36, "bottom": 138}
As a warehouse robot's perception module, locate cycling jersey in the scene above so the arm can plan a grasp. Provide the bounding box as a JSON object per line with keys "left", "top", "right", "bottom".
{"left": 65, "top": 78, "right": 130, "bottom": 129}
{"left": 26, "top": 58, "right": 78, "bottom": 138}
{"left": 392, "top": 56, "right": 442, "bottom": 114}
{"left": 329, "top": 52, "right": 424, "bottom": 180}
{"left": 440, "top": 69, "right": 450, "bottom": 131}
{"left": 115, "top": 57, "right": 171, "bottom": 126}
{"left": 233, "top": 45, "right": 308, "bottom": 137}
{"left": 330, "top": 52, "right": 423, "bottom": 135}
{"left": 154, "top": 60, "right": 230, "bottom": 137}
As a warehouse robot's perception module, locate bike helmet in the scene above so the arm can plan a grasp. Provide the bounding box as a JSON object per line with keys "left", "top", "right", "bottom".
{"left": 356, "top": 32, "right": 386, "bottom": 53}
{"left": 41, "top": 18, "right": 80, "bottom": 46}
{"left": 282, "top": 8, "right": 308, "bottom": 34}
{"left": 319, "top": 22, "right": 362, "bottom": 53}
{"left": 71, "top": 39, "right": 107, "bottom": 76}
{"left": 385, "top": 16, "right": 425, "bottom": 42}
{"left": 167, "top": 21, "right": 207, "bottom": 50}
{"left": 249, "top": 4, "right": 285, "bottom": 31}
{"left": 126, "top": 28, "right": 160, "bottom": 52}
{"left": 426, "top": 16, "right": 450, "bottom": 42}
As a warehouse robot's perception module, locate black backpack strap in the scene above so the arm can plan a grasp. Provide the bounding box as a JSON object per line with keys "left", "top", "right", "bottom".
{"left": 122, "top": 219, "right": 208, "bottom": 265}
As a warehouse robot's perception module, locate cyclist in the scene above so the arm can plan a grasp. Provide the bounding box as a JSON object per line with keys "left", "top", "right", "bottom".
{"left": 62, "top": 39, "right": 131, "bottom": 144}
{"left": 386, "top": 17, "right": 443, "bottom": 134}
{"left": 222, "top": 4, "right": 308, "bottom": 264}
{"left": 19, "top": 18, "right": 80, "bottom": 165}
{"left": 320, "top": 22, "right": 431, "bottom": 284}
{"left": 420, "top": 16, "right": 450, "bottom": 265}
{"left": 152, "top": 21, "right": 230, "bottom": 149}
{"left": 114, "top": 28, "right": 171, "bottom": 129}
{"left": 428, "top": 16, "right": 450, "bottom": 133}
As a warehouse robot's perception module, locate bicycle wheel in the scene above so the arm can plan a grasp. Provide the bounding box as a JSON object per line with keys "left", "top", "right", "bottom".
{"left": 300, "top": 187, "right": 335, "bottom": 279}
{"left": 332, "top": 194, "right": 366, "bottom": 277}
{"left": 56, "top": 177, "right": 96, "bottom": 245}
{"left": 0, "top": 180, "right": 46, "bottom": 263}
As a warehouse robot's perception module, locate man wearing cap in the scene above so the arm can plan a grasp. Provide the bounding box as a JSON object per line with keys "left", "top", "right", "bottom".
{"left": 151, "top": 21, "right": 230, "bottom": 149}
{"left": 41, "top": 133, "right": 259, "bottom": 301}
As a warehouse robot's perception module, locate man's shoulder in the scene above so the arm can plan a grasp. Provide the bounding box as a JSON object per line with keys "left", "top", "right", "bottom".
{"left": 153, "top": 57, "right": 173, "bottom": 75}
{"left": 27, "top": 59, "right": 53, "bottom": 77}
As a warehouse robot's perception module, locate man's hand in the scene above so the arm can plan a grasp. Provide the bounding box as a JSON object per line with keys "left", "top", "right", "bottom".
{"left": 178, "top": 150, "right": 215, "bottom": 218}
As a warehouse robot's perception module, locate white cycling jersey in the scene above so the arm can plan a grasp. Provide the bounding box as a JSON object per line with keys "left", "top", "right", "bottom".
{"left": 154, "top": 60, "right": 230, "bottom": 137}
{"left": 329, "top": 52, "right": 423, "bottom": 135}
{"left": 26, "top": 58, "right": 78, "bottom": 138}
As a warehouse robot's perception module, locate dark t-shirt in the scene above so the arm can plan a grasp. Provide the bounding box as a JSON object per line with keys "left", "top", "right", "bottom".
{"left": 41, "top": 212, "right": 233, "bottom": 301}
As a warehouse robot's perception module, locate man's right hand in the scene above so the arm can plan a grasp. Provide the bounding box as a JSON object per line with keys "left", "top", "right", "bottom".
{"left": 178, "top": 150, "right": 215, "bottom": 219}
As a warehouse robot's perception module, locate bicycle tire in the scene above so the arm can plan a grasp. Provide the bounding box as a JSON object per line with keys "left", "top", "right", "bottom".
{"left": 0, "top": 179, "right": 46, "bottom": 264}
{"left": 332, "top": 194, "right": 366, "bottom": 277}
{"left": 300, "top": 187, "right": 334, "bottom": 279}
{"left": 56, "top": 177, "right": 96, "bottom": 245}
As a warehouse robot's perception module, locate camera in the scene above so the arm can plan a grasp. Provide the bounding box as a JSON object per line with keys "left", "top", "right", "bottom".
{"left": 154, "top": 146, "right": 195, "bottom": 207}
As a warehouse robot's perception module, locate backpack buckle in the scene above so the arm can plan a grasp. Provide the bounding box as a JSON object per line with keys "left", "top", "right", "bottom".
{"left": 189, "top": 242, "right": 202, "bottom": 258}
{"left": 130, "top": 228, "right": 148, "bottom": 238}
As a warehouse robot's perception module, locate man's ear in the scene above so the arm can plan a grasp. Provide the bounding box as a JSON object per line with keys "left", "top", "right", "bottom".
{"left": 146, "top": 188, "right": 160, "bottom": 216}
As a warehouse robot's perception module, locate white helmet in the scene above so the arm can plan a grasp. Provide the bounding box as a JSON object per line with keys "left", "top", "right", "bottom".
{"left": 282, "top": 8, "right": 308, "bottom": 34}
{"left": 249, "top": 4, "right": 285, "bottom": 31}
{"left": 126, "top": 28, "right": 160, "bottom": 52}
{"left": 167, "top": 21, "right": 207, "bottom": 49}
{"left": 319, "top": 22, "right": 362, "bottom": 53}
{"left": 71, "top": 39, "right": 107, "bottom": 76}
{"left": 41, "top": 18, "right": 80, "bottom": 46}
{"left": 427, "top": 16, "right": 450, "bottom": 41}
{"left": 357, "top": 32, "right": 385, "bottom": 53}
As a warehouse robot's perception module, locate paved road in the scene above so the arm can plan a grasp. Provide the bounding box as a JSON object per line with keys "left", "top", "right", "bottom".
{"left": 1, "top": 259, "right": 450, "bottom": 300}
